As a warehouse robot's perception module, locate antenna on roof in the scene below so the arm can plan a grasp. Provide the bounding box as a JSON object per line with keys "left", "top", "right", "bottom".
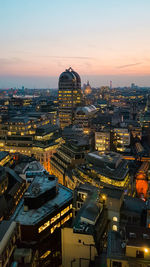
{"left": 68, "top": 67, "right": 73, "bottom": 72}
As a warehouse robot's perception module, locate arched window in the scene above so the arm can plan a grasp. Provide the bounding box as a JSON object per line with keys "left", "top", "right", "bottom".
{"left": 113, "top": 216, "right": 118, "bottom": 222}
{"left": 112, "top": 225, "right": 117, "bottom": 231}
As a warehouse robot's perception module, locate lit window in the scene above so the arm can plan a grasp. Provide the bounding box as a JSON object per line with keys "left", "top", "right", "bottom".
{"left": 40, "top": 250, "right": 51, "bottom": 259}
{"left": 51, "top": 227, "right": 54, "bottom": 234}
{"left": 112, "top": 225, "right": 117, "bottom": 231}
{"left": 113, "top": 217, "right": 118, "bottom": 222}
{"left": 38, "top": 220, "right": 50, "bottom": 233}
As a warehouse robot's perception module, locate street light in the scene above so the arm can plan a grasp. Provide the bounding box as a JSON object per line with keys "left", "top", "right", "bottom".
{"left": 144, "top": 248, "right": 148, "bottom": 253}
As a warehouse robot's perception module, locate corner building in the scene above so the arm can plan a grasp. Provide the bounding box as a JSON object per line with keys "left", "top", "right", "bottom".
{"left": 58, "top": 68, "right": 82, "bottom": 129}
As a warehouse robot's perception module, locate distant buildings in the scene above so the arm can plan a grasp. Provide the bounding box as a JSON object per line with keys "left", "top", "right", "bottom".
{"left": 113, "top": 128, "right": 130, "bottom": 153}
{"left": 83, "top": 81, "right": 92, "bottom": 95}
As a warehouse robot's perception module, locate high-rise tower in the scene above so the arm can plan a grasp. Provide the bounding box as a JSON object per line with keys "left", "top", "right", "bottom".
{"left": 58, "top": 67, "right": 82, "bottom": 129}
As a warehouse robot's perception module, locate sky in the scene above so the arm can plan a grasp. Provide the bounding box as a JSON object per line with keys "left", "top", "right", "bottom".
{"left": 0, "top": 0, "right": 150, "bottom": 88}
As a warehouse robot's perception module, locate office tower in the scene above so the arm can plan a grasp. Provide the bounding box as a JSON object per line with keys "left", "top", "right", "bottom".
{"left": 58, "top": 67, "right": 82, "bottom": 129}
{"left": 95, "top": 130, "right": 110, "bottom": 151}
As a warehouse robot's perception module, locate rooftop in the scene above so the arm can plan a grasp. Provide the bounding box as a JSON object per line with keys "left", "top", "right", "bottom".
{"left": 101, "top": 187, "right": 123, "bottom": 200}
{"left": 87, "top": 151, "right": 122, "bottom": 169}
{"left": 9, "top": 116, "right": 33, "bottom": 124}
{"left": 15, "top": 177, "right": 72, "bottom": 225}
{"left": 76, "top": 105, "right": 97, "bottom": 115}
{"left": 122, "top": 195, "right": 146, "bottom": 214}
{"left": 14, "top": 160, "right": 44, "bottom": 174}
{"left": 73, "top": 189, "right": 102, "bottom": 234}
{"left": 25, "top": 175, "right": 57, "bottom": 199}
{"left": 36, "top": 124, "right": 59, "bottom": 135}
{"left": 83, "top": 151, "right": 128, "bottom": 182}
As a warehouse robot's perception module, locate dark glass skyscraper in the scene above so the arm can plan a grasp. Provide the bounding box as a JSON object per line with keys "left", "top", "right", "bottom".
{"left": 58, "top": 67, "right": 82, "bottom": 129}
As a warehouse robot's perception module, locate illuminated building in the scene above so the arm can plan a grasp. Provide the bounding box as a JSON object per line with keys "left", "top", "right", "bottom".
{"left": 62, "top": 187, "right": 107, "bottom": 267}
{"left": 113, "top": 128, "right": 130, "bottom": 152}
{"left": 84, "top": 81, "right": 92, "bottom": 95}
{"left": 0, "top": 166, "right": 8, "bottom": 195}
{"left": 107, "top": 226, "right": 150, "bottom": 267}
{"left": 96, "top": 99, "right": 107, "bottom": 110}
{"left": 100, "top": 187, "right": 124, "bottom": 232}
{"left": 58, "top": 67, "right": 82, "bottom": 129}
{"left": 0, "top": 220, "right": 21, "bottom": 267}
{"left": 0, "top": 115, "right": 63, "bottom": 173}
{"left": 0, "top": 166, "right": 26, "bottom": 221}
{"left": 73, "top": 183, "right": 99, "bottom": 214}
{"left": 95, "top": 130, "right": 110, "bottom": 151}
{"left": 140, "top": 95, "right": 150, "bottom": 128}
{"left": 14, "top": 174, "right": 72, "bottom": 264}
{"left": 33, "top": 124, "right": 63, "bottom": 172}
{"left": 136, "top": 162, "right": 149, "bottom": 200}
{"left": 73, "top": 151, "right": 130, "bottom": 192}
{"left": 129, "top": 124, "right": 142, "bottom": 140}
{"left": 91, "top": 114, "right": 111, "bottom": 131}
{"left": 0, "top": 151, "right": 12, "bottom": 167}
{"left": 74, "top": 105, "right": 97, "bottom": 133}
{"left": 50, "top": 138, "right": 89, "bottom": 185}
{"left": 100, "top": 86, "right": 110, "bottom": 101}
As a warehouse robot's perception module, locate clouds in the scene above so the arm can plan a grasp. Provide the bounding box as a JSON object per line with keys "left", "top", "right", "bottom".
{"left": 45, "top": 56, "right": 94, "bottom": 60}
{"left": 0, "top": 57, "right": 25, "bottom": 65}
{"left": 117, "top": 62, "right": 142, "bottom": 69}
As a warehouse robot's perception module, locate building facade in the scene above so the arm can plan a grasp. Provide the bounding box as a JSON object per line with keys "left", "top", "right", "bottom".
{"left": 95, "top": 130, "right": 110, "bottom": 151}
{"left": 58, "top": 68, "right": 82, "bottom": 129}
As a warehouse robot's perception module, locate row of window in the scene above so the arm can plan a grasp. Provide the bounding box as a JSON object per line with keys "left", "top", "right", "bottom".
{"left": 38, "top": 204, "right": 72, "bottom": 233}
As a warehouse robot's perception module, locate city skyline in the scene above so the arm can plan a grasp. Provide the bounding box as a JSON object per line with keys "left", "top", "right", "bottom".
{"left": 1, "top": 0, "right": 150, "bottom": 87}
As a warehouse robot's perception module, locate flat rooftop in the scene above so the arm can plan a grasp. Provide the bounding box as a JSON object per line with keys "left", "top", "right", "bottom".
{"left": 87, "top": 151, "right": 122, "bottom": 169}
{"left": 73, "top": 190, "right": 101, "bottom": 234}
{"left": 15, "top": 182, "right": 72, "bottom": 225}
{"left": 36, "top": 124, "right": 58, "bottom": 133}
{"left": 78, "top": 158, "right": 128, "bottom": 182}
{"left": 26, "top": 175, "right": 57, "bottom": 198}
{"left": 14, "top": 161, "right": 44, "bottom": 174}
